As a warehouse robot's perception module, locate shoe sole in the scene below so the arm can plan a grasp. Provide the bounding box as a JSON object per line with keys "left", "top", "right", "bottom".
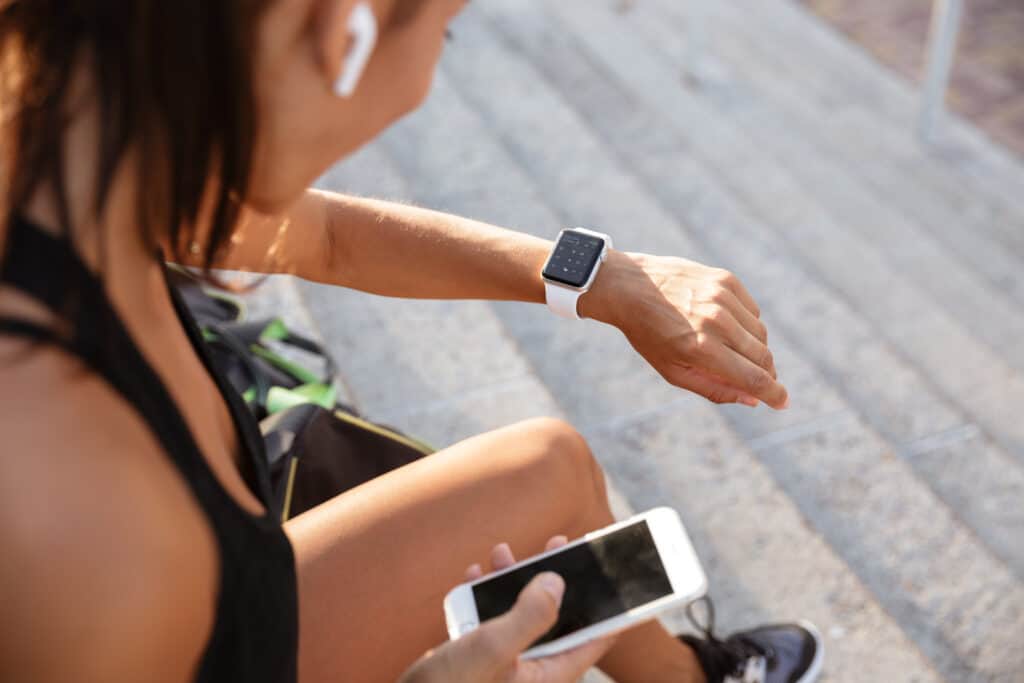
{"left": 794, "top": 620, "right": 825, "bottom": 683}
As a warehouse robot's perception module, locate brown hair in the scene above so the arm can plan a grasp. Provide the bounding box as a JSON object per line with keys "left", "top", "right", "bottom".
{"left": 0, "top": 0, "right": 270, "bottom": 272}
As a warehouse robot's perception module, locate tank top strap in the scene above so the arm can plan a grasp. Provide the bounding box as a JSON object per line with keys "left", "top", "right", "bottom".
{"left": 1, "top": 216, "right": 209, "bottom": 480}
{"left": 0, "top": 213, "right": 274, "bottom": 509}
{"left": 0, "top": 213, "right": 77, "bottom": 310}
{"left": 0, "top": 316, "right": 84, "bottom": 362}
{"left": 0, "top": 214, "right": 116, "bottom": 366}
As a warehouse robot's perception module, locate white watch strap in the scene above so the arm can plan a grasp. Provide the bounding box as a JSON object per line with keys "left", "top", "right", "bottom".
{"left": 545, "top": 281, "right": 583, "bottom": 320}
{"left": 543, "top": 228, "right": 612, "bottom": 321}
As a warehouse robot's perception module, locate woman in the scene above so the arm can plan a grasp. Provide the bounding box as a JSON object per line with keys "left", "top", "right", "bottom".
{"left": 0, "top": 1, "right": 821, "bottom": 682}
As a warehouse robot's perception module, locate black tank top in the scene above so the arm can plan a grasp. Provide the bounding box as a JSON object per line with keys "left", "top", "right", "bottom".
{"left": 0, "top": 214, "right": 299, "bottom": 682}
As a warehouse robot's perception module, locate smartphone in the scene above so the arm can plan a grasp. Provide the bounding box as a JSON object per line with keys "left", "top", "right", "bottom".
{"left": 443, "top": 507, "right": 707, "bottom": 659}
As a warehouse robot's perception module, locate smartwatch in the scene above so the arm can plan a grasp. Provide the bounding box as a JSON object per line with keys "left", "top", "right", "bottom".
{"left": 541, "top": 228, "right": 613, "bottom": 320}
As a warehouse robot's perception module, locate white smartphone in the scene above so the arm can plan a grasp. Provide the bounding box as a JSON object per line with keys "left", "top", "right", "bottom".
{"left": 443, "top": 507, "right": 707, "bottom": 659}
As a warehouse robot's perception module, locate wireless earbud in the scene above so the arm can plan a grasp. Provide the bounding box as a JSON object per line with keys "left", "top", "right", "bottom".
{"left": 334, "top": 2, "right": 378, "bottom": 98}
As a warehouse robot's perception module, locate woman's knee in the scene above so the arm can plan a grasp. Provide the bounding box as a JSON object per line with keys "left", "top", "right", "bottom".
{"left": 509, "top": 417, "right": 609, "bottom": 517}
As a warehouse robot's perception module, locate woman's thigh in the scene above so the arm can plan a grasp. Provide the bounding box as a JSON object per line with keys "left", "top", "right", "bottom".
{"left": 286, "top": 417, "right": 615, "bottom": 683}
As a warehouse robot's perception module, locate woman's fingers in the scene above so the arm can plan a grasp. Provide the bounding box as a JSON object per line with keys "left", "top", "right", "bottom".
{"left": 409, "top": 575, "right": 565, "bottom": 683}
{"left": 491, "top": 543, "right": 516, "bottom": 571}
{"left": 472, "top": 535, "right": 568, "bottom": 582}
{"left": 491, "top": 536, "right": 568, "bottom": 573}
{"left": 706, "top": 305, "right": 776, "bottom": 379}
{"left": 452, "top": 535, "right": 614, "bottom": 683}
{"left": 664, "top": 365, "right": 761, "bottom": 407}
{"left": 478, "top": 573, "right": 565, "bottom": 656}
{"left": 714, "top": 269, "right": 761, "bottom": 319}
{"left": 545, "top": 535, "right": 569, "bottom": 552}
{"left": 614, "top": 254, "right": 787, "bottom": 410}
{"left": 714, "top": 288, "right": 768, "bottom": 345}
{"left": 695, "top": 342, "right": 788, "bottom": 409}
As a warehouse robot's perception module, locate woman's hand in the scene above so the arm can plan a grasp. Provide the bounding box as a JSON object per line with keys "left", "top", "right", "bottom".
{"left": 398, "top": 537, "right": 616, "bottom": 683}
{"left": 580, "top": 251, "right": 789, "bottom": 409}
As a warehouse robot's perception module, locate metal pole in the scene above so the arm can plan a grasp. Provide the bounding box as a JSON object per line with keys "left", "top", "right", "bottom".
{"left": 686, "top": 0, "right": 707, "bottom": 84}
{"left": 919, "top": 0, "right": 965, "bottom": 143}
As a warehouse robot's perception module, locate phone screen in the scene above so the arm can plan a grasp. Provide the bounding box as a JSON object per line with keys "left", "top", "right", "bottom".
{"left": 472, "top": 520, "right": 673, "bottom": 647}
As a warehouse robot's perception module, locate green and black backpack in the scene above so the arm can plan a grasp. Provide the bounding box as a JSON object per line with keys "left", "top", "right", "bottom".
{"left": 170, "top": 267, "right": 434, "bottom": 521}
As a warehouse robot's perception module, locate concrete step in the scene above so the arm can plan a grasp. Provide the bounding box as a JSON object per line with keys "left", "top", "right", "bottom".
{"left": 430, "top": 4, "right": 1024, "bottom": 679}
{"left": 667, "top": 0, "right": 1024, "bottom": 311}
{"left": 347, "top": 38, "right": 952, "bottom": 683}
{"left": 523, "top": 0, "right": 1024, "bottom": 466}
{"left": 627, "top": 1, "right": 1024, "bottom": 357}
{"left": 734, "top": 0, "right": 1024, "bottom": 224}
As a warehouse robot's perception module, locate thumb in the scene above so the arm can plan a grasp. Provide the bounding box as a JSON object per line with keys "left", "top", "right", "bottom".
{"left": 484, "top": 572, "right": 565, "bottom": 655}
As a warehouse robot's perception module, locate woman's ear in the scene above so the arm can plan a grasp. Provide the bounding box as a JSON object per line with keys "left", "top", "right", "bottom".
{"left": 318, "top": 0, "right": 379, "bottom": 98}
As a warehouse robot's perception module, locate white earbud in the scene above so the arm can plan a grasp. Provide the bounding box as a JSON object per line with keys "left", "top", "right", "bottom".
{"left": 334, "top": 2, "right": 378, "bottom": 98}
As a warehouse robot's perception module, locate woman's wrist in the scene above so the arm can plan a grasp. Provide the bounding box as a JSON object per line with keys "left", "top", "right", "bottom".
{"left": 576, "top": 249, "right": 640, "bottom": 327}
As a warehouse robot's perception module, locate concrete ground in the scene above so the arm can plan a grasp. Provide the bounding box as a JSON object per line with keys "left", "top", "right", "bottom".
{"left": 246, "top": 1, "right": 1024, "bottom": 680}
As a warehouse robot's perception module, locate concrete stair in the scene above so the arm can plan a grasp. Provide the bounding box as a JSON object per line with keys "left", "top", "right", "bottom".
{"left": 740, "top": 0, "right": 1024, "bottom": 226}
{"left": 240, "top": 1, "right": 1024, "bottom": 680}
{"left": 673, "top": 1, "right": 1024, "bottom": 311}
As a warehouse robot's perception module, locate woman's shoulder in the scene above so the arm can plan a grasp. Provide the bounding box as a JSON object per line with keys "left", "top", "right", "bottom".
{"left": 0, "top": 343, "right": 218, "bottom": 682}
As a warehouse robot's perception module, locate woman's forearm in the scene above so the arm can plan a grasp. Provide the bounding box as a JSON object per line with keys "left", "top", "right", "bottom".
{"left": 299, "top": 189, "right": 554, "bottom": 305}
{"left": 218, "top": 189, "right": 789, "bottom": 408}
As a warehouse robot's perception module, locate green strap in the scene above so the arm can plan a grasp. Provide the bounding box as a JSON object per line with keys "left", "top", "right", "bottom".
{"left": 260, "top": 318, "right": 290, "bottom": 342}
{"left": 266, "top": 383, "right": 337, "bottom": 414}
{"left": 203, "top": 316, "right": 435, "bottom": 454}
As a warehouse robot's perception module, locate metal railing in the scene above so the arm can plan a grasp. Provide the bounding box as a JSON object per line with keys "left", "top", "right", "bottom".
{"left": 920, "top": 0, "right": 965, "bottom": 142}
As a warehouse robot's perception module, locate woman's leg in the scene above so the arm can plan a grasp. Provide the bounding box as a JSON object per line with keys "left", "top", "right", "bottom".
{"left": 286, "top": 417, "right": 703, "bottom": 683}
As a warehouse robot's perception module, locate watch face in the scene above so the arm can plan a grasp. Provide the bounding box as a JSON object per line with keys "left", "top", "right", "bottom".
{"left": 543, "top": 231, "right": 605, "bottom": 288}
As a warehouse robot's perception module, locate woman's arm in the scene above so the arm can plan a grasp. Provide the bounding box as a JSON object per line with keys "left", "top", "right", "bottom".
{"left": 211, "top": 189, "right": 554, "bottom": 305}
{"left": 313, "top": 192, "right": 553, "bottom": 303}
{"left": 210, "top": 189, "right": 789, "bottom": 409}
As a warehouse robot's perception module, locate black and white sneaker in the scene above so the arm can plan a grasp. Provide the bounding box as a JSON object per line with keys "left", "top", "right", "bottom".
{"left": 679, "top": 598, "right": 823, "bottom": 683}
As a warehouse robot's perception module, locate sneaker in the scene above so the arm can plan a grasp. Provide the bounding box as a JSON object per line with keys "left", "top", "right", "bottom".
{"left": 679, "top": 598, "right": 823, "bottom": 683}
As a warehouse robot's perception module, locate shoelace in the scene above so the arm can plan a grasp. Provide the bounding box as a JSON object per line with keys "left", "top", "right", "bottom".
{"left": 686, "top": 597, "right": 772, "bottom": 682}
